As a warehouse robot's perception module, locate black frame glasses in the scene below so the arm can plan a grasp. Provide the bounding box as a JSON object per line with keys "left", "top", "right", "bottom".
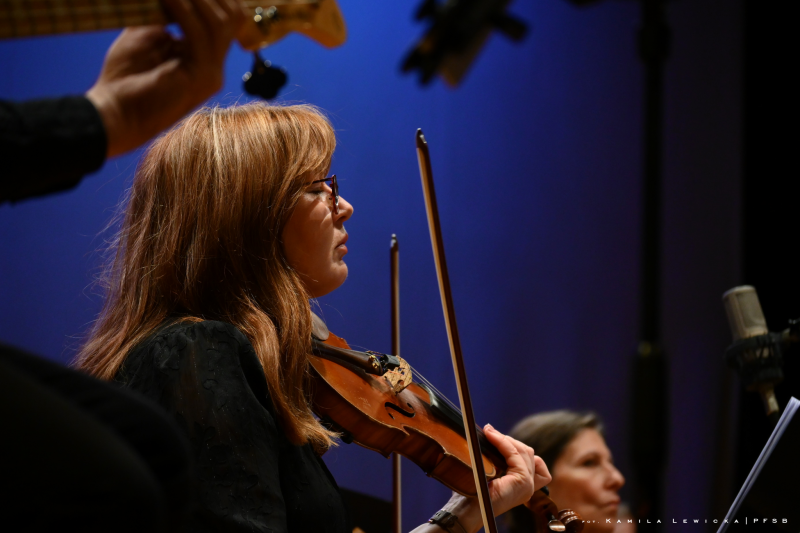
{"left": 310, "top": 174, "right": 339, "bottom": 215}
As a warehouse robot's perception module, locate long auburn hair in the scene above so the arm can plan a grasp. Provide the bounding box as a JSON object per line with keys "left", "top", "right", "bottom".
{"left": 76, "top": 102, "right": 338, "bottom": 451}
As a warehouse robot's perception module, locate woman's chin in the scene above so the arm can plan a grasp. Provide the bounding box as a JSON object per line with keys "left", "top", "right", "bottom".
{"left": 582, "top": 510, "right": 618, "bottom": 533}
{"left": 588, "top": 521, "right": 616, "bottom": 533}
{"left": 305, "top": 270, "right": 348, "bottom": 298}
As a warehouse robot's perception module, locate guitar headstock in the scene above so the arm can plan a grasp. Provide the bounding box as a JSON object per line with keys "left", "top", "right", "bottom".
{"left": 236, "top": 0, "right": 347, "bottom": 51}
{"left": 402, "top": 0, "right": 527, "bottom": 86}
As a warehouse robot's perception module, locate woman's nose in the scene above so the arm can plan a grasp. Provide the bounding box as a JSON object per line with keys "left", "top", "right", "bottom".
{"left": 606, "top": 463, "right": 625, "bottom": 490}
{"left": 336, "top": 196, "right": 353, "bottom": 222}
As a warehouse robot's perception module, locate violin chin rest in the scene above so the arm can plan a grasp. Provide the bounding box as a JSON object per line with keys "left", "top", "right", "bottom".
{"left": 311, "top": 312, "right": 330, "bottom": 341}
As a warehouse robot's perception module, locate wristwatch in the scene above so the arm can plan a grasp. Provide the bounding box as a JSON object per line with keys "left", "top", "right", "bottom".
{"left": 429, "top": 510, "right": 467, "bottom": 533}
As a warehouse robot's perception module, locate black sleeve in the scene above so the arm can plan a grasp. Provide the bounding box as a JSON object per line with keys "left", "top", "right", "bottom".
{"left": 117, "top": 321, "right": 290, "bottom": 533}
{"left": 0, "top": 96, "right": 107, "bottom": 203}
{"left": 0, "top": 344, "right": 180, "bottom": 533}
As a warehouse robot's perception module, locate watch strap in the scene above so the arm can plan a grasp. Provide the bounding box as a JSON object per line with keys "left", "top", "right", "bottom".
{"left": 429, "top": 510, "right": 467, "bottom": 533}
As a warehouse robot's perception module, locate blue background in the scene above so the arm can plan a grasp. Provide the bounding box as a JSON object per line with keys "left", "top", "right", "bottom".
{"left": 0, "top": 0, "right": 742, "bottom": 528}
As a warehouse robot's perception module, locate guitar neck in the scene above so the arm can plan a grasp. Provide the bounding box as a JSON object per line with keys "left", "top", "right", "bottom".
{"left": 1, "top": 0, "right": 347, "bottom": 52}
{"left": 0, "top": 0, "right": 168, "bottom": 40}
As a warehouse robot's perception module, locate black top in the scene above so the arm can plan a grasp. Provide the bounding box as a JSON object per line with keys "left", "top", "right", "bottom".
{"left": 115, "top": 320, "right": 350, "bottom": 533}
{"left": 0, "top": 96, "right": 106, "bottom": 203}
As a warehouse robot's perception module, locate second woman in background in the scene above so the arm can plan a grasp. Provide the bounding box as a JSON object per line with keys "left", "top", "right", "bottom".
{"left": 506, "top": 410, "right": 628, "bottom": 533}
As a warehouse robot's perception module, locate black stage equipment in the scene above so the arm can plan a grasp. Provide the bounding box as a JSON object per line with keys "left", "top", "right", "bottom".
{"left": 403, "top": 0, "right": 528, "bottom": 86}
{"left": 562, "top": 0, "right": 673, "bottom": 527}
{"left": 242, "top": 52, "right": 288, "bottom": 100}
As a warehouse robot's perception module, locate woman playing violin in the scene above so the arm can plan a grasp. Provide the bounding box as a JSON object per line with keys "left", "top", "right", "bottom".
{"left": 76, "top": 102, "right": 551, "bottom": 533}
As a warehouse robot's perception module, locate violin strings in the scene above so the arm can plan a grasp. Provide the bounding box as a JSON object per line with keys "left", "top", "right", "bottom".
{"left": 420, "top": 370, "right": 459, "bottom": 412}
{"left": 320, "top": 345, "right": 457, "bottom": 411}
{"left": 320, "top": 343, "right": 467, "bottom": 421}
{"left": 407, "top": 363, "right": 462, "bottom": 415}
{"left": 408, "top": 367, "right": 488, "bottom": 436}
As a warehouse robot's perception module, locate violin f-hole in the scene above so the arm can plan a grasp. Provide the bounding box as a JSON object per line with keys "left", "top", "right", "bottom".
{"left": 385, "top": 401, "right": 415, "bottom": 419}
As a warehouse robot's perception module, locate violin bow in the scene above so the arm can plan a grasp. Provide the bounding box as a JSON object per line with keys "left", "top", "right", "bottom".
{"left": 390, "top": 234, "right": 402, "bottom": 533}
{"left": 415, "top": 129, "right": 498, "bottom": 533}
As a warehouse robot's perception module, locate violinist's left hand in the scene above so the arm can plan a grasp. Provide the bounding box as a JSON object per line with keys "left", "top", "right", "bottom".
{"left": 410, "top": 424, "right": 551, "bottom": 533}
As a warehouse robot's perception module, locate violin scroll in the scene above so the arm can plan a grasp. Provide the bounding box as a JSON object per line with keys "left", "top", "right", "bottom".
{"left": 555, "top": 509, "right": 583, "bottom": 533}
{"left": 527, "top": 490, "right": 584, "bottom": 533}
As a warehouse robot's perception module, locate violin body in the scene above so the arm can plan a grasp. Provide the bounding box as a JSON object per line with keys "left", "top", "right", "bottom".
{"left": 308, "top": 329, "right": 506, "bottom": 497}
{"left": 308, "top": 328, "right": 584, "bottom": 532}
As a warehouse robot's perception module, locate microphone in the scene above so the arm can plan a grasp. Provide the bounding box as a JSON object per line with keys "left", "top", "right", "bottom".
{"left": 722, "top": 286, "right": 783, "bottom": 423}
{"left": 723, "top": 285, "right": 769, "bottom": 341}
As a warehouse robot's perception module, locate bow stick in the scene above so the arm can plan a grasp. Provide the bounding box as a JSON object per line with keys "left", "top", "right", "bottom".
{"left": 390, "top": 234, "right": 402, "bottom": 533}
{"left": 415, "top": 129, "right": 498, "bottom": 533}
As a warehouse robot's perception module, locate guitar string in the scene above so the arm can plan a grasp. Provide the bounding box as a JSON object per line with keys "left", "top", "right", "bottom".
{"left": 3, "top": 0, "right": 318, "bottom": 21}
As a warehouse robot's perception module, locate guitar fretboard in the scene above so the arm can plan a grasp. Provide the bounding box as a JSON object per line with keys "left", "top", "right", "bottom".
{"left": 0, "top": 0, "right": 343, "bottom": 51}
{"left": 0, "top": 0, "right": 168, "bottom": 40}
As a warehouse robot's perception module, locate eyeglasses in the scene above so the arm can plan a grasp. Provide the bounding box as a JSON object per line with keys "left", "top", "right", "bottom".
{"left": 309, "top": 174, "right": 339, "bottom": 215}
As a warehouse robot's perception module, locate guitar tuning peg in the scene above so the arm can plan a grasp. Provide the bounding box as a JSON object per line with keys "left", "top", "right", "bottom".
{"left": 242, "top": 52, "right": 288, "bottom": 100}
{"left": 400, "top": 47, "right": 438, "bottom": 85}
{"left": 492, "top": 12, "right": 528, "bottom": 42}
{"left": 414, "top": 0, "right": 439, "bottom": 21}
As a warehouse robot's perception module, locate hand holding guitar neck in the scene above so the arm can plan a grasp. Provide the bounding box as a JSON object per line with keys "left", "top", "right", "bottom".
{"left": 85, "top": 0, "right": 245, "bottom": 158}
{"left": 74, "top": 0, "right": 347, "bottom": 156}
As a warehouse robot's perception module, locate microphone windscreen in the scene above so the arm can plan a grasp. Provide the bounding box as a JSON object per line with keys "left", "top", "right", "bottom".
{"left": 723, "top": 285, "right": 768, "bottom": 341}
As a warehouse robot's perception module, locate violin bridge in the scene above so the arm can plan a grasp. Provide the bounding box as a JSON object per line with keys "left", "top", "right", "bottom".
{"left": 382, "top": 356, "right": 412, "bottom": 394}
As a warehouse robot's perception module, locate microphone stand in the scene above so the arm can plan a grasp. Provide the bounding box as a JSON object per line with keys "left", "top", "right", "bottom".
{"left": 630, "top": 0, "right": 670, "bottom": 528}
{"left": 568, "top": 0, "right": 671, "bottom": 526}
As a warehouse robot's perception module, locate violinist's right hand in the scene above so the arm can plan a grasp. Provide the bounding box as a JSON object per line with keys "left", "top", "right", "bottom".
{"left": 482, "top": 423, "right": 551, "bottom": 513}
{"left": 410, "top": 424, "right": 551, "bottom": 533}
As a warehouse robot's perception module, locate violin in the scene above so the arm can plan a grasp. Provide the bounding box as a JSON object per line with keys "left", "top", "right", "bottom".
{"left": 308, "top": 313, "right": 504, "bottom": 497}
{"left": 307, "top": 313, "right": 584, "bottom": 532}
